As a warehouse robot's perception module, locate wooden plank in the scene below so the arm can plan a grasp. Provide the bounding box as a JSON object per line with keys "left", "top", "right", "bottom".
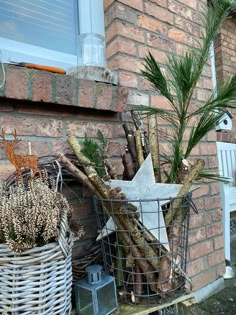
{"left": 112, "top": 293, "right": 194, "bottom": 315}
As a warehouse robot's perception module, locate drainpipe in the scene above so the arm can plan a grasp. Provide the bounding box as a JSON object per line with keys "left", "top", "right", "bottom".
{"left": 211, "top": 41, "right": 235, "bottom": 279}
{"left": 77, "top": 0, "right": 106, "bottom": 67}
{"left": 210, "top": 42, "right": 218, "bottom": 100}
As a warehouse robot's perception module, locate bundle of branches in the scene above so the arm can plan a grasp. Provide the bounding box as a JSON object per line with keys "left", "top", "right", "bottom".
{"left": 57, "top": 136, "right": 204, "bottom": 303}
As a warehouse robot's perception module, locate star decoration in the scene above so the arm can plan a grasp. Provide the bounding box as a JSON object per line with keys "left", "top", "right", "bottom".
{"left": 97, "top": 154, "right": 184, "bottom": 251}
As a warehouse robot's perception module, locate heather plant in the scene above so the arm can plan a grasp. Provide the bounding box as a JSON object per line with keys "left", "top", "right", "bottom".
{"left": 0, "top": 176, "right": 73, "bottom": 252}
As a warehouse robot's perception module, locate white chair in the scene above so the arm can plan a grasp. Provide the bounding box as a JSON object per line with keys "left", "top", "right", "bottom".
{"left": 217, "top": 141, "right": 236, "bottom": 278}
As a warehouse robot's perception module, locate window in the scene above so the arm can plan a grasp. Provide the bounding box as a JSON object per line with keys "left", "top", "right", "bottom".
{"left": 0, "top": 0, "right": 105, "bottom": 70}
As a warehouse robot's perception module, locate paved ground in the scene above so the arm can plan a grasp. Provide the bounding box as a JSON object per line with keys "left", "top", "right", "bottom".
{"left": 197, "top": 239, "right": 236, "bottom": 315}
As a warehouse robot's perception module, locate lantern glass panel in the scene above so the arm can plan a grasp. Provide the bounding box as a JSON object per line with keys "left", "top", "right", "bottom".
{"left": 77, "top": 287, "right": 94, "bottom": 315}
{"left": 97, "top": 281, "right": 117, "bottom": 315}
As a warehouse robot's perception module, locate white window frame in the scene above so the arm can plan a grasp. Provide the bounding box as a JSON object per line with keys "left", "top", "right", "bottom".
{"left": 0, "top": 0, "right": 105, "bottom": 71}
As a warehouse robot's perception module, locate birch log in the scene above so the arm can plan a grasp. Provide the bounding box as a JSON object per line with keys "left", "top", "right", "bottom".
{"left": 148, "top": 115, "right": 161, "bottom": 182}
{"left": 134, "top": 129, "right": 144, "bottom": 167}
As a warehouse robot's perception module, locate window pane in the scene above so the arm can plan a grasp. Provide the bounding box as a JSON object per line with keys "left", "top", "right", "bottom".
{"left": 0, "top": 0, "right": 77, "bottom": 54}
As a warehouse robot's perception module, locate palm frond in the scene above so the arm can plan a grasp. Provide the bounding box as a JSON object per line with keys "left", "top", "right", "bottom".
{"left": 191, "top": 74, "right": 236, "bottom": 117}
{"left": 198, "top": 171, "right": 232, "bottom": 183}
{"left": 141, "top": 52, "right": 174, "bottom": 105}
{"left": 167, "top": 52, "right": 196, "bottom": 115}
{"left": 134, "top": 105, "right": 179, "bottom": 127}
{"left": 184, "top": 111, "right": 225, "bottom": 158}
{"left": 137, "top": 0, "right": 236, "bottom": 184}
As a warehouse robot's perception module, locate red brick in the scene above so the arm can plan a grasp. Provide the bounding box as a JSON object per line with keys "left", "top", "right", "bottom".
{"left": 0, "top": 163, "right": 15, "bottom": 179}
{"left": 71, "top": 200, "right": 93, "bottom": 219}
{"left": 191, "top": 269, "right": 216, "bottom": 291}
{"left": 168, "top": 28, "right": 192, "bottom": 45}
{"left": 56, "top": 75, "right": 75, "bottom": 105}
{"left": 32, "top": 72, "right": 52, "bottom": 102}
{"left": 1, "top": 116, "right": 63, "bottom": 137}
{"left": 106, "top": 37, "right": 136, "bottom": 59}
{"left": 206, "top": 222, "right": 223, "bottom": 238}
{"left": 78, "top": 80, "right": 94, "bottom": 109}
{"left": 127, "top": 90, "right": 149, "bottom": 106}
{"left": 138, "top": 77, "right": 153, "bottom": 91}
{"left": 188, "top": 227, "right": 206, "bottom": 245}
{"left": 197, "top": 89, "right": 211, "bottom": 102}
{"left": 175, "top": 0, "right": 197, "bottom": 10}
{"left": 207, "top": 130, "right": 217, "bottom": 142}
{"left": 137, "top": 15, "right": 168, "bottom": 34}
{"left": 118, "top": 72, "right": 138, "bottom": 88}
{"left": 138, "top": 46, "right": 167, "bottom": 64}
{"left": 108, "top": 55, "right": 143, "bottom": 73}
{"left": 187, "top": 257, "right": 206, "bottom": 277}
{"left": 115, "top": 86, "right": 128, "bottom": 112}
{"left": 114, "top": 124, "right": 126, "bottom": 138}
{"left": 175, "top": 16, "right": 199, "bottom": 37}
{"left": 214, "top": 235, "right": 224, "bottom": 250}
{"left": 210, "top": 183, "right": 220, "bottom": 195}
{"left": 66, "top": 121, "right": 113, "bottom": 138}
{"left": 105, "top": 2, "right": 137, "bottom": 27}
{"left": 207, "top": 156, "right": 219, "bottom": 168}
{"left": 104, "top": 0, "right": 114, "bottom": 11}
{"left": 192, "top": 185, "right": 209, "bottom": 198}
{"left": 204, "top": 196, "right": 221, "bottom": 211}
{"left": 189, "top": 240, "right": 213, "bottom": 259}
{"left": 95, "top": 83, "right": 113, "bottom": 111}
{"left": 189, "top": 144, "right": 200, "bottom": 156}
{"left": 168, "top": 2, "right": 192, "bottom": 21}
{"left": 118, "top": 0, "right": 143, "bottom": 11}
{"left": 175, "top": 43, "right": 189, "bottom": 55}
{"left": 146, "top": 33, "right": 175, "bottom": 52}
{"left": 144, "top": 2, "right": 174, "bottom": 25}
{"left": 200, "top": 143, "right": 217, "bottom": 155}
{"left": 51, "top": 140, "right": 73, "bottom": 156}
{"left": 106, "top": 21, "right": 144, "bottom": 44}
{"left": 148, "top": 0, "right": 167, "bottom": 8}
{"left": 112, "top": 159, "right": 124, "bottom": 176}
{"left": 208, "top": 249, "right": 225, "bottom": 266}
{"left": 151, "top": 95, "right": 173, "bottom": 110}
{"left": 216, "top": 264, "right": 226, "bottom": 278}
{"left": 211, "top": 209, "right": 222, "bottom": 222}
{"left": 5, "top": 66, "right": 28, "bottom": 100}
{"left": 203, "top": 78, "right": 213, "bottom": 90}
{"left": 190, "top": 200, "right": 205, "bottom": 214}
{"left": 12, "top": 140, "right": 49, "bottom": 157}
{"left": 107, "top": 141, "right": 125, "bottom": 157}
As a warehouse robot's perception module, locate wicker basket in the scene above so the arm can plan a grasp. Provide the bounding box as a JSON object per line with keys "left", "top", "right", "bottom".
{"left": 0, "top": 211, "right": 73, "bottom": 315}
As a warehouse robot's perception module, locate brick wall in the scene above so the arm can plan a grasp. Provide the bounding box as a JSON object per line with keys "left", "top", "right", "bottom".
{"left": 214, "top": 17, "right": 236, "bottom": 143}
{"left": 0, "top": 65, "right": 128, "bottom": 251}
{"left": 104, "top": 0, "right": 225, "bottom": 292}
{"left": 0, "top": 0, "right": 227, "bottom": 294}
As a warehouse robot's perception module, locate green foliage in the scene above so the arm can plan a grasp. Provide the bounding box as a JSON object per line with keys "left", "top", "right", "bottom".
{"left": 80, "top": 130, "right": 107, "bottom": 178}
{"left": 135, "top": 0, "right": 236, "bottom": 183}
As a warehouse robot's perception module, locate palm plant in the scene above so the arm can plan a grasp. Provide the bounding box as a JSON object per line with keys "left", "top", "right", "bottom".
{"left": 135, "top": 0, "right": 236, "bottom": 183}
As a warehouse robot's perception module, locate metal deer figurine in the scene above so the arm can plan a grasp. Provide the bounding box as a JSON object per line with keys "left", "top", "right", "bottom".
{"left": 0, "top": 129, "right": 42, "bottom": 179}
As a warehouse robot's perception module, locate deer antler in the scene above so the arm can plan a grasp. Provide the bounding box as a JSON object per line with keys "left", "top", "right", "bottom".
{"left": 0, "top": 129, "right": 21, "bottom": 144}
{"left": 12, "top": 129, "right": 21, "bottom": 145}
{"left": 0, "top": 128, "right": 7, "bottom": 143}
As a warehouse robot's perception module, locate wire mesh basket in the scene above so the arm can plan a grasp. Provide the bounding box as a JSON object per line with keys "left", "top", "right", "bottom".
{"left": 94, "top": 193, "right": 195, "bottom": 306}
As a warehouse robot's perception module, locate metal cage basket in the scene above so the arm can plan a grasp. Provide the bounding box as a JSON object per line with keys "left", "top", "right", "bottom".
{"left": 94, "top": 193, "right": 194, "bottom": 306}
{"left": 0, "top": 210, "right": 73, "bottom": 315}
